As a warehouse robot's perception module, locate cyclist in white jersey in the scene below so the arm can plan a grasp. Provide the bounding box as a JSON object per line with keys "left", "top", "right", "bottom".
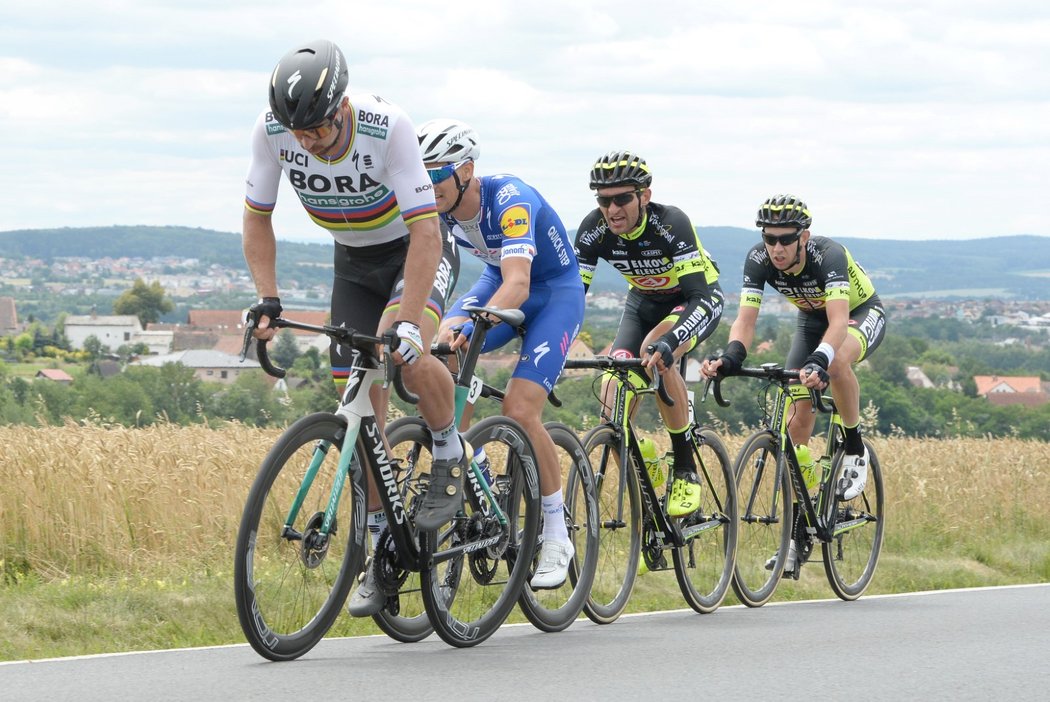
{"left": 242, "top": 40, "right": 466, "bottom": 616}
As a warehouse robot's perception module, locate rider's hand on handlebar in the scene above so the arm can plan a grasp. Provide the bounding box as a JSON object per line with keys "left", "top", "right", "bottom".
{"left": 389, "top": 320, "right": 424, "bottom": 366}
{"left": 643, "top": 340, "right": 674, "bottom": 375}
{"left": 246, "top": 297, "right": 282, "bottom": 341}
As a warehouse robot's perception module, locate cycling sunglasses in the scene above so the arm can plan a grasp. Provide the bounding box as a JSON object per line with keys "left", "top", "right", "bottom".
{"left": 595, "top": 191, "right": 641, "bottom": 208}
{"left": 427, "top": 160, "right": 471, "bottom": 184}
{"left": 291, "top": 114, "right": 339, "bottom": 140}
{"left": 761, "top": 230, "right": 802, "bottom": 247}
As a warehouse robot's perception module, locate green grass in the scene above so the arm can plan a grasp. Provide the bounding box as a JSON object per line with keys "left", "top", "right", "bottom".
{"left": 3, "top": 543, "right": 1046, "bottom": 662}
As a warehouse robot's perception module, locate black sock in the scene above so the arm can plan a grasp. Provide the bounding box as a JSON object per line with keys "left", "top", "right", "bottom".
{"left": 668, "top": 427, "right": 696, "bottom": 473}
{"left": 843, "top": 424, "right": 864, "bottom": 455}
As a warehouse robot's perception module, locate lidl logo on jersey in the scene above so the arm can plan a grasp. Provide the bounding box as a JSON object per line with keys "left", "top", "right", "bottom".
{"left": 500, "top": 205, "right": 531, "bottom": 238}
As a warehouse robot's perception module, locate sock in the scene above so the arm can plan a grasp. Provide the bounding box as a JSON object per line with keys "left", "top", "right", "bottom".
{"left": 367, "top": 509, "right": 387, "bottom": 550}
{"left": 430, "top": 420, "right": 462, "bottom": 462}
{"left": 541, "top": 490, "right": 569, "bottom": 544}
{"left": 668, "top": 425, "right": 697, "bottom": 474}
{"left": 843, "top": 422, "right": 864, "bottom": 456}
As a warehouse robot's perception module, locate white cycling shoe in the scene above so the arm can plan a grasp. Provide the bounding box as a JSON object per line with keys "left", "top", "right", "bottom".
{"left": 839, "top": 449, "right": 869, "bottom": 501}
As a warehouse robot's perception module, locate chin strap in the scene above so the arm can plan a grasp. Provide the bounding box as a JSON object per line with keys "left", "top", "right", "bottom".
{"left": 447, "top": 172, "right": 472, "bottom": 215}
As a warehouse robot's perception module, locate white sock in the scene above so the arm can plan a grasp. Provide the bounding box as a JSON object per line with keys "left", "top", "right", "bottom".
{"left": 541, "top": 490, "right": 569, "bottom": 544}
{"left": 430, "top": 420, "right": 462, "bottom": 462}
{"left": 367, "top": 510, "right": 387, "bottom": 550}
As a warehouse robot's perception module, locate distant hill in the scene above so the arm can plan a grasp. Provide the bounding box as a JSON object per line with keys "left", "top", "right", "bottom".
{"left": 2, "top": 225, "right": 1048, "bottom": 300}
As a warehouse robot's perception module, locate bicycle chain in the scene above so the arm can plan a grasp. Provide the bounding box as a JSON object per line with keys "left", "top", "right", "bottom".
{"left": 640, "top": 515, "right": 668, "bottom": 572}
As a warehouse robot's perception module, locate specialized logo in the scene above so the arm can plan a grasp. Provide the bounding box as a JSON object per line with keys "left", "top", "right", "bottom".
{"left": 365, "top": 422, "right": 406, "bottom": 524}
{"left": 500, "top": 205, "right": 531, "bottom": 238}
{"left": 532, "top": 341, "right": 550, "bottom": 367}
{"left": 286, "top": 70, "right": 302, "bottom": 97}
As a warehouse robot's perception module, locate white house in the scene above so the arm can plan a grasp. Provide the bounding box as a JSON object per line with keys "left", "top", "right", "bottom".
{"left": 131, "top": 349, "right": 261, "bottom": 384}
{"left": 64, "top": 314, "right": 142, "bottom": 350}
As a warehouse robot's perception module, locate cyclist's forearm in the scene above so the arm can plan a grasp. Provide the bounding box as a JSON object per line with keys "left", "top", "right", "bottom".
{"left": 400, "top": 217, "right": 443, "bottom": 323}
{"left": 243, "top": 210, "right": 279, "bottom": 298}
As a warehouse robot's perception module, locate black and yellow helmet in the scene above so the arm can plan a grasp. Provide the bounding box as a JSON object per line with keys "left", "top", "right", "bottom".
{"left": 589, "top": 150, "right": 652, "bottom": 189}
{"left": 756, "top": 194, "right": 812, "bottom": 229}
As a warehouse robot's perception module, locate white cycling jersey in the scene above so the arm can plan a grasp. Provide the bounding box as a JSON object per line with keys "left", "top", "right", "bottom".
{"left": 244, "top": 93, "right": 437, "bottom": 247}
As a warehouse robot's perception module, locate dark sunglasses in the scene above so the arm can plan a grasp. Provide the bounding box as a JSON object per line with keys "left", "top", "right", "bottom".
{"left": 291, "top": 113, "right": 339, "bottom": 140}
{"left": 762, "top": 231, "right": 802, "bottom": 247}
{"left": 596, "top": 191, "right": 640, "bottom": 208}
{"left": 427, "top": 160, "right": 470, "bottom": 185}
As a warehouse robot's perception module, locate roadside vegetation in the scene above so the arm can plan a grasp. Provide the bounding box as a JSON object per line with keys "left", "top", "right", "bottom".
{"left": 1, "top": 422, "right": 1047, "bottom": 661}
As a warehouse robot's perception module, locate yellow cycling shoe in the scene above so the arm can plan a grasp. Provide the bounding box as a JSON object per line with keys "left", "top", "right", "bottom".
{"left": 667, "top": 471, "right": 702, "bottom": 517}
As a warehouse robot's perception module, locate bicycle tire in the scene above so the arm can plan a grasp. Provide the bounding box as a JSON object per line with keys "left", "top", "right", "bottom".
{"left": 370, "top": 416, "right": 434, "bottom": 643}
{"left": 234, "top": 412, "right": 366, "bottom": 661}
{"left": 823, "top": 439, "right": 885, "bottom": 600}
{"left": 420, "top": 415, "right": 541, "bottom": 647}
{"left": 731, "top": 430, "right": 792, "bottom": 608}
{"left": 673, "top": 427, "right": 738, "bottom": 613}
{"left": 580, "top": 424, "right": 642, "bottom": 625}
{"left": 518, "top": 421, "right": 600, "bottom": 632}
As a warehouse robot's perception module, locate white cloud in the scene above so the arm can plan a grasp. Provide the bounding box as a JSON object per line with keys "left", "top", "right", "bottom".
{"left": 0, "top": 0, "right": 1048, "bottom": 242}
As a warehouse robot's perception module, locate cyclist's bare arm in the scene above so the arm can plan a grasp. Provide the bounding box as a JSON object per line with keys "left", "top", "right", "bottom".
{"left": 399, "top": 215, "right": 444, "bottom": 326}
{"left": 242, "top": 209, "right": 280, "bottom": 340}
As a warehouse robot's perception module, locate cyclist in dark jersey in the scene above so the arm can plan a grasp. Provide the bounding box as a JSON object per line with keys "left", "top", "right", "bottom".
{"left": 575, "top": 151, "right": 723, "bottom": 518}
{"left": 701, "top": 194, "right": 886, "bottom": 569}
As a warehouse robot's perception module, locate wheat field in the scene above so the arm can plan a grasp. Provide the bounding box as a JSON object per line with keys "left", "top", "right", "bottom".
{"left": 2, "top": 422, "right": 1048, "bottom": 580}
{"left": 1, "top": 422, "right": 1048, "bottom": 660}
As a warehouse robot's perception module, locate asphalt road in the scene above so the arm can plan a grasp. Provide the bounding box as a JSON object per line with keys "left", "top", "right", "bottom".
{"left": 3, "top": 584, "right": 1048, "bottom": 701}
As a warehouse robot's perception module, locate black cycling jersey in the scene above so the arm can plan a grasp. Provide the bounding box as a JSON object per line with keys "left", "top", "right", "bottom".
{"left": 575, "top": 201, "right": 721, "bottom": 353}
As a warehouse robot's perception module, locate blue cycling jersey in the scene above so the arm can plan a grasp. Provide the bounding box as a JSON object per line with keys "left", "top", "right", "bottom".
{"left": 443, "top": 174, "right": 583, "bottom": 393}
{"left": 440, "top": 174, "right": 578, "bottom": 282}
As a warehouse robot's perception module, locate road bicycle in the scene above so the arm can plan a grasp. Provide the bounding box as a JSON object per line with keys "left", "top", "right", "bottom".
{"left": 562, "top": 355, "right": 737, "bottom": 623}
{"left": 710, "top": 363, "right": 884, "bottom": 606}
{"left": 232, "top": 315, "right": 541, "bottom": 658}
{"left": 379, "top": 305, "right": 599, "bottom": 638}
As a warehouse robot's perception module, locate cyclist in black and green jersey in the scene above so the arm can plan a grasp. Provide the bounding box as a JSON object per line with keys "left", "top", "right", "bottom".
{"left": 702, "top": 194, "right": 886, "bottom": 568}
{"left": 575, "top": 151, "right": 724, "bottom": 518}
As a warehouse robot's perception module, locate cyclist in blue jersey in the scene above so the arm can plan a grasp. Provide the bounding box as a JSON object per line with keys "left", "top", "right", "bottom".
{"left": 417, "top": 118, "right": 585, "bottom": 590}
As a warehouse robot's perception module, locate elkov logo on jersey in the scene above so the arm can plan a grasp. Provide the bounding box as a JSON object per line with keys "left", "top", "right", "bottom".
{"left": 632, "top": 275, "right": 671, "bottom": 288}
{"left": 500, "top": 205, "right": 531, "bottom": 238}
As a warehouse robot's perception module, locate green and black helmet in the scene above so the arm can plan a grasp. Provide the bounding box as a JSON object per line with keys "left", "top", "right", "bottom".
{"left": 756, "top": 194, "right": 812, "bottom": 229}
{"left": 589, "top": 150, "right": 653, "bottom": 189}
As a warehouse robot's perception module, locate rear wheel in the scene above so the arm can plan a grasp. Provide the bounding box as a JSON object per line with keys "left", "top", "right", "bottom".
{"left": 823, "top": 440, "right": 884, "bottom": 600}
{"left": 731, "top": 431, "right": 792, "bottom": 608}
{"left": 673, "top": 428, "right": 737, "bottom": 613}
{"left": 580, "top": 424, "right": 641, "bottom": 625}
{"left": 233, "top": 413, "right": 365, "bottom": 661}
{"left": 420, "top": 416, "right": 541, "bottom": 647}
{"left": 519, "top": 422, "right": 599, "bottom": 632}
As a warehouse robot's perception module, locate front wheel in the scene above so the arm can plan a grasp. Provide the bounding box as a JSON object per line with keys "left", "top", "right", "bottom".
{"left": 731, "top": 431, "right": 792, "bottom": 608}
{"left": 580, "top": 424, "right": 641, "bottom": 625}
{"left": 519, "top": 422, "right": 600, "bottom": 632}
{"left": 233, "top": 413, "right": 366, "bottom": 661}
{"left": 823, "top": 439, "right": 884, "bottom": 600}
{"left": 673, "top": 428, "right": 737, "bottom": 613}
{"left": 420, "top": 415, "right": 541, "bottom": 647}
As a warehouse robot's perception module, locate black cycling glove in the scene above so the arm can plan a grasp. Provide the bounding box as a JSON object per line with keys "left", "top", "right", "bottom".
{"left": 716, "top": 340, "right": 747, "bottom": 376}
{"left": 246, "top": 297, "right": 282, "bottom": 327}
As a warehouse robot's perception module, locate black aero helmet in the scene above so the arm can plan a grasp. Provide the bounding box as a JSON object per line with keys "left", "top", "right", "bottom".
{"left": 268, "top": 40, "right": 348, "bottom": 129}
{"left": 589, "top": 150, "right": 653, "bottom": 190}
{"left": 756, "top": 194, "right": 813, "bottom": 229}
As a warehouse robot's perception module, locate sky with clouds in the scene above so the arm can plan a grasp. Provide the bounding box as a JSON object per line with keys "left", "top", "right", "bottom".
{"left": 3, "top": 0, "right": 1048, "bottom": 243}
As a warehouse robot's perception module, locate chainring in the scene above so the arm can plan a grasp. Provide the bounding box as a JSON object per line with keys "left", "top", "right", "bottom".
{"left": 373, "top": 528, "right": 409, "bottom": 595}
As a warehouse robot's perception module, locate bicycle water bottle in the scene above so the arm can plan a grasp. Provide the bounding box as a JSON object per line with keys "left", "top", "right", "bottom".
{"left": 638, "top": 436, "right": 665, "bottom": 488}
{"left": 795, "top": 444, "right": 819, "bottom": 490}
{"left": 473, "top": 445, "right": 493, "bottom": 485}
